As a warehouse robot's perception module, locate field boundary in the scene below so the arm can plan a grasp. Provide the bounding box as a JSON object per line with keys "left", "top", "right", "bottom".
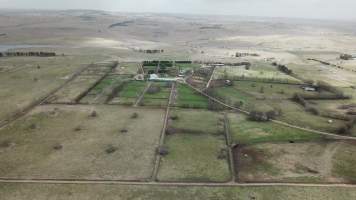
{"left": 1, "top": 177, "right": 356, "bottom": 187}
{"left": 223, "top": 113, "right": 236, "bottom": 183}
{"left": 0, "top": 63, "right": 94, "bottom": 128}
{"left": 134, "top": 82, "right": 152, "bottom": 107}
{"left": 151, "top": 82, "right": 176, "bottom": 181}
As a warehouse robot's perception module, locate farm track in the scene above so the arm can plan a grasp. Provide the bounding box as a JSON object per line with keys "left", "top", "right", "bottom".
{"left": 223, "top": 113, "right": 236, "bottom": 183}
{"left": 151, "top": 82, "right": 176, "bottom": 181}
{"left": 184, "top": 82, "right": 356, "bottom": 141}
{"left": 0, "top": 63, "right": 94, "bottom": 128}
{"left": 1, "top": 178, "right": 356, "bottom": 188}
{"left": 134, "top": 82, "right": 152, "bottom": 107}
{"left": 206, "top": 66, "right": 216, "bottom": 89}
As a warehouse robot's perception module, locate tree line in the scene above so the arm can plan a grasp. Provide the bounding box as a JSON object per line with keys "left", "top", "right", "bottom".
{"left": 0, "top": 51, "right": 56, "bottom": 57}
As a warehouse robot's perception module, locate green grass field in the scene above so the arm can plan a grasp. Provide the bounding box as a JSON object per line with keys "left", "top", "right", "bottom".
{"left": 332, "top": 142, "right": 356, "bottom": 183}
{"left": 157, "top": 133, "right": 230, "bottom": 182}
{"left": 142, "top": 82, "right": 171, "bottom": 107}
{"left": 213, "top": 65, "right": 300, "bottom": 84}
{"left": 268, "top": 100, "right": 346, "bottom": 133}
{"left": 232, "top": 81, "right": 326, "bottom": 99}
{"left": 118, "top": 81, "right": 148, "bottom": 98}
{"left": 227, "top": 113, "right": 323, "bottom": 145}
{"left": 169, "top": 109, "right": 224, "bottom": 135}
{"left": 211, "top": 86, "right": 274, "bottom": 112}
{"left": 175, "top": 84, "right": 209, "bottom": 109}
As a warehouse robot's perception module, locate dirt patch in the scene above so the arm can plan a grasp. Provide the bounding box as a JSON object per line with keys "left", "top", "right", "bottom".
{"left": 234, "top": 141, "right": 348, "bottom": 183}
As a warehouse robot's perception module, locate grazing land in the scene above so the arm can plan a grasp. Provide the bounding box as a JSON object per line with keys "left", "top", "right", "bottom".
{"left": 1, "top": 9, "right": 356, "bottom": 199}
{"left": 0, "top": 105, "right": 164, "bottom": 180}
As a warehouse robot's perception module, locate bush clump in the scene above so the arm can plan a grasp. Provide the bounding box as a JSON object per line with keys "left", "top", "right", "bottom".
{"left": 131, "top": 112, "right": 139, "bottom": 119}
{"left": 147, "top": 85, "right": 161, "bottom": 94}
{"left": 105, "top": 145, "right": 118, "bottom": 154}
{"left": 53, "top": 144, "right": 63, "bottom": 150}
{"left": 90, "top": 110, "right": 97, "bottom": 117}
{"left": 157, "top": 146, "right": 169, "bottom": 156}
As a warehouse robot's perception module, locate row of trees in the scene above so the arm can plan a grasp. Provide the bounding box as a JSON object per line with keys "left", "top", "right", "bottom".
{"left": 0, "top": 51, "right": 56, "bottom": 57}
{"left": 139, "top": 49, "right": 164, "bottom": 54}
{"left": 272, "top": 62, "right": 293, "bottom": 75}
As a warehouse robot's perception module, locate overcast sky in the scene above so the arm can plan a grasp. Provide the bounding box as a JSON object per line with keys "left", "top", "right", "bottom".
{"left": 1, "top": 0, "right": 356, "bottom": 20}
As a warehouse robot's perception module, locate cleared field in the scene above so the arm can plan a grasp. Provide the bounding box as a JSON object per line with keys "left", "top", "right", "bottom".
{"left": 0, "top": 105, "right": 164, "bottom": 180}
{"left": 169, "top": 109, "right": 224, "bottom": 135}
{"left": 232, "top": 81, "right": 332, "bottom": 100}
{"left": 288, "top": 63, "right": 356, "bottom": 87}
{"left": 175, "top": 84, "right": 209, "bottom": 109}
{"left": 307, "top": 99, "right": 356, "bottom": 123}
{"left": 269, "top": 100, "right": 346, "bottom": 133}
{"left": 227, "top": 113, "right": 323, "bottom": 145}
{"left": 1, "top": 184, "right": 356, "bottom": 200}
{"left": 212, "top": 64, "right": 300, "bottom": 83}
{"left": 113, "top": 62, "right": 140, "bottom": 75}
{"left": 80, "top": 75, "right": 130, "bottom": 104}
{"left": 211, "top": 86, "right": 274, "bottom": 112}
{"left": 157, "top": 133, "right": 230, "bottom": 182}
{"left": 109, "top": 81, "right": 148, "bottom": 105}
{"left": 332, "top": 141, "right": 356, "bottom": 183}
{"left": 175, "top": 63, "right": 201, "bottom": 70}
{"left": 50, "top": 74, "right": 103, "bottom": 104}
{"left": 236, "top": 141, "right": 356, "bottom": 183}
{"left": 0, "top": 55, "right": 103, "bottom": 121}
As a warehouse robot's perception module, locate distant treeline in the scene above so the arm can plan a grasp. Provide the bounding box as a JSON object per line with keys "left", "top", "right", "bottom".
{"left": 175, "top": 61, "right": 192, "bottom": 64}
{"left": 0, "top": 51, "right": 56, "bottom": 57}
{"left": 196, "top": 61, "right": 251, "bottom": 67}
{"left": 272, "top": 62, "right": 293, "bottom": 75}
{"left": 108, "top": 20, "right": 135, "bottom": 28}
{"left": 308, "top": 58, "right": 356, "bottom": 73}
{"left": 235, "top": 52, "right": 259, "bottom": 57}
{"left": 138, "top": 49, "right": 164, "bottom": 54}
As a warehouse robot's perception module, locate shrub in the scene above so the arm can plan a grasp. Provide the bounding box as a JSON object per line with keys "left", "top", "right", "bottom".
{"left": 105, "top": 145, "right": 118, "bottom": 154}
{"left": 217, "top": 148, "right": 228, "bottom": 160}
{"left": 29, "top": 123, "right": 37, "bottom": 129}
{"left": 147, "top": 85, "right": 161, "bottom": 94}
{"left": 120, "top": 129, "right": 128, "bottom": 133}
{"left": 170, "top": 115, "right": 179, "bottom": 120}
{"left": 305, "top": 106, "right": 320, "bottom": 116}
{"left": 74, "top": 126, "right": 82, "bottom": 132}
{"left": 266, "top": 110, "right": 279, "bottom": 120}
{"left": 0, "top": 140, "right": 11, "bottom": 148}
{"left": 249, "top": 111, "right": 269, "bottom": 122}
{"left": 90, "top": 110, "right": 97, "bottom": 117}
{"left": 53, "top": 144, "right": 63, "bottom": 150}
{"left": 131, "top": 113, "right": 139, "bottom": 119}
{"left": 157, "top": 146, "right": 169, "bottom": 156}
